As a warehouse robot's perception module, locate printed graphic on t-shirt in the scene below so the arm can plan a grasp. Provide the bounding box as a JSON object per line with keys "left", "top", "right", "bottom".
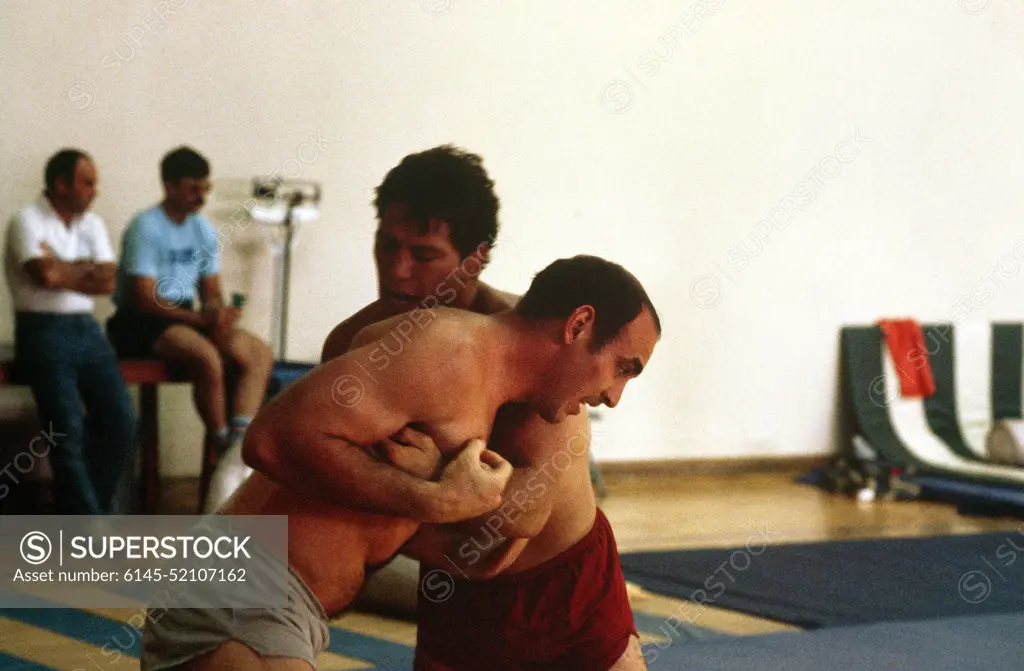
{"left": 168, "top": 248, "right": 199, "bottom": 265}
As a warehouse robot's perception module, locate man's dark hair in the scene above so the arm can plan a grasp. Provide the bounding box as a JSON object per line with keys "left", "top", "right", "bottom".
{"left": 161, "top": 146, "right": 210, "bottom": 182}
{"left": 45, "top": 148, "right": 90, "bottom": 192}
{"left": 374, "top": 144, "right": 500, "bottom": 262}
{"left": 516, "top": 255, "right": 662, "bottom": 351}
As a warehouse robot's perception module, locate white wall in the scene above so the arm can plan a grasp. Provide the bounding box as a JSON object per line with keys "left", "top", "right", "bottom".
{"left": 2, "top": 0, "right": 1023, "bottom": 475}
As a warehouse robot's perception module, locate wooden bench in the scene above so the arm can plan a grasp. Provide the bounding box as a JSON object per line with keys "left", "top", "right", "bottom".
{"left": 0, "top": 350, "right": 190, "bottom": 513}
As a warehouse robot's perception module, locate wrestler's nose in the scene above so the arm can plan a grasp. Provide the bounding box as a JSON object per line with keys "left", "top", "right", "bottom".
{"left": 390, "top": 250, "right": 414, "bottom": 280}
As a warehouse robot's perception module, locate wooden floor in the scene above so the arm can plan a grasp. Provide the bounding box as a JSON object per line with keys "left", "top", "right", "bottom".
{"left": 2, "top": 470, "right": 1022, "bottom": 668}
{"left": 601, "top": 470, "right": 1022, "bottom": 636}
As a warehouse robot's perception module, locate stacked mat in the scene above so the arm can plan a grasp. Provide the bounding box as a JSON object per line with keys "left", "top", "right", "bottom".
{"left": 841, "top": 322, "right": 1024, "bottom": 488}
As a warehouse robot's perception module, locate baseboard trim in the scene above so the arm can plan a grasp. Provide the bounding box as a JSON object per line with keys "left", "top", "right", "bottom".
{"left": 156, "top": 457, "right": 832, "bottom": 510}
{"left": 597, "top": 455, "right": 831, "bottom": 478}
{"left": 162, "top": 456, "right": 831, "bottom": 487}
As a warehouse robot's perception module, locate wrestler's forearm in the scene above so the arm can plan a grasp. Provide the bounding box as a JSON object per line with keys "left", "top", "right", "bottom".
{"left": 242, "top": 427, "right": 455, "bottom": 522}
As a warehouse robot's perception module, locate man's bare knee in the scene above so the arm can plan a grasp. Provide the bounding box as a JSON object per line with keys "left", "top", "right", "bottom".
{"left": 226, "top": 331, "right": 273, "bottom": 372}
{"left": 154, "top": 327, "right": 223, "bottom": 380}
{"left": 243, "top": 333, "right": 275, "bottom": 372}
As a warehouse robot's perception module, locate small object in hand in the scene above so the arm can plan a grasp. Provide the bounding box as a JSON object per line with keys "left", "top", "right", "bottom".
{"left": 231, "top": 292, "right": 247, "bottom": 309}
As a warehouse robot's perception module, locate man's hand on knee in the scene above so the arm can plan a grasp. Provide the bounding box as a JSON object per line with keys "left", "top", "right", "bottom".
{"left": 202, "top": 307, "right": 240, "bottom": 350}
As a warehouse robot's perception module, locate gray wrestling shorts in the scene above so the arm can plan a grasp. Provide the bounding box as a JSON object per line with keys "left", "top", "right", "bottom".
{"left": 140, "top": 563, "right": 330, "bottom": 670}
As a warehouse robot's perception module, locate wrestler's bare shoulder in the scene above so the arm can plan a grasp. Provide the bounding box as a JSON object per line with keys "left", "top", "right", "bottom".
{"left": 307, "top": 309, "right": 497, "bottom": 429}
{"left": 350, "top": 306, "right": 492, "bottom": 354}
{"left": 474, "top": 282, "right": 521, "bottom": 314}
{"left": 321, "top": 300, "right": 394, "bottom": 361}
{"left": 323, "top": 287, "right": 513, "bottom": 361}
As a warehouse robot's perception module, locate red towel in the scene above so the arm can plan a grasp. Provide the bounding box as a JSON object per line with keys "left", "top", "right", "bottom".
{"left": 877, "top": 319, "right": 936, "bottom": 398}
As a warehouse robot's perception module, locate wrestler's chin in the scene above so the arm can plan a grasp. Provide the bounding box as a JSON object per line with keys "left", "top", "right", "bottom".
{"left": 544, "top": 403, "right": 583, "bottom": 424}
{"left": 536, "top": 404, "right": 565, "bottom": 424}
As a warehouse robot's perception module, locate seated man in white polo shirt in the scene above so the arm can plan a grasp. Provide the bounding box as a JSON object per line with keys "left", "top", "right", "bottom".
{"left": 3, "top": 148, "right": 137, "bottom": 514}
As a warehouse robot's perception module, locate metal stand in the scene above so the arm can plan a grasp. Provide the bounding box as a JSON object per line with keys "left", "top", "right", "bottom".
{"left": 270, "top": 193, "right": 302, "bottom": 360}
{"left": 250, "top": 178, "right": 321, "bottom": 362}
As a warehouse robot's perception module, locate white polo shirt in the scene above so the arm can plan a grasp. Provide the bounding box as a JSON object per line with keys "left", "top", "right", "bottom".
{"left": 3, "top": 195, "right": 116, "bottom": 314}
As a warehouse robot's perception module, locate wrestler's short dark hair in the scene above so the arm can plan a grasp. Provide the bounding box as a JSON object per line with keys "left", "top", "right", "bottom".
{"left": 516, "top": 255, "right": 662, "bottom": 351}
{"left": 45, "top": 148, "right": 90, "bottom": 192}
{"left": 161, "top": 146, "right": 210, "bottom": 182}
{"left": 374, "top": 144, "right": 500, "bottom": 264}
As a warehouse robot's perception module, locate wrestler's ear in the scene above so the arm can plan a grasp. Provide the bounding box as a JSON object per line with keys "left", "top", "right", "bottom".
{"left": 475, "top": 243, "right": 491, "bottom": 269}
{"left": 563, "top": 305, "right": 595, "bottom": 345}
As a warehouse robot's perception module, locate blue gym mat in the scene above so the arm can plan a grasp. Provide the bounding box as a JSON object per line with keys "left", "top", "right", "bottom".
{"left": 646, "top": 612, "right": 1024, "bottom": 670}
{"left": 905, "top": 473, "right": 1024, "bottom": 517}
{"left": 620, "top": 531, "right": 1024, "bottom": 628}
{"left": 0, "top": 599, "right": 718, "bottom": 669}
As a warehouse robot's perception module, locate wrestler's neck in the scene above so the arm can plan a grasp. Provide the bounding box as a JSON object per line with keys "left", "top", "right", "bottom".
{"left": 488, "top": 312, "right": 564, "bottom": 405}
{"left": 373, "top": 282, "right": 486, "bottom": 319}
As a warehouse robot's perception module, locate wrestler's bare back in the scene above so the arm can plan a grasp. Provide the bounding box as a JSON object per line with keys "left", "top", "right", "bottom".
{"left": 223, "top": 310, "right": 503, "bottom": 616}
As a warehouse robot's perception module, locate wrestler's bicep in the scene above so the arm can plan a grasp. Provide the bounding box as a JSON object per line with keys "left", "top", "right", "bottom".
{"left": 261, "top": 345, "right": 434, "bottom": 450}
{"left": 261, "top": 314, "right": 473, "bottom": 464}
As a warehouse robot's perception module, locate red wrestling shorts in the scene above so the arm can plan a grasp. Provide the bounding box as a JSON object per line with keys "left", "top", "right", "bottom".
{"left": 415, "top": 508, "right": 637, "bottom": 670}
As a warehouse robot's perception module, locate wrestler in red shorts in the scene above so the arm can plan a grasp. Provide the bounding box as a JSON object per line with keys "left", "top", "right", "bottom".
{"left": 414, "top": 509, "right": 641, "bottom": 670}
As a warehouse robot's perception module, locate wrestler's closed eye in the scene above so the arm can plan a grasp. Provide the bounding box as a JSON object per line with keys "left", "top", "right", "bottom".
{"left": 619, "top": 357, "right": 643, "bottom": 378}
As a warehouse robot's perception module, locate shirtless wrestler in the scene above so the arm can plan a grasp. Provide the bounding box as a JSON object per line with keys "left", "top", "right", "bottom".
{"left": 138, "top": 254, "right": 659, "bottom": 671}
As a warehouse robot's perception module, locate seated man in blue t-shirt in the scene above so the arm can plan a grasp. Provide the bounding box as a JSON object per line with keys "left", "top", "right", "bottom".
{"left": 108, "top": 146, "right": 273, "bottom": 513}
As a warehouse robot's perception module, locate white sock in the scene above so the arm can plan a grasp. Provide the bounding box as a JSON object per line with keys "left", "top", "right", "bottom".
{"left": 204, "top": 438, "right": 252, "bottom": 513}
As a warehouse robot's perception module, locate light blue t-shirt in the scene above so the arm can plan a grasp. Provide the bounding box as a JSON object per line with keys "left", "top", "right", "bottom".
{"left": 114, "top": 206, "right": 220, "bottom": 308}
